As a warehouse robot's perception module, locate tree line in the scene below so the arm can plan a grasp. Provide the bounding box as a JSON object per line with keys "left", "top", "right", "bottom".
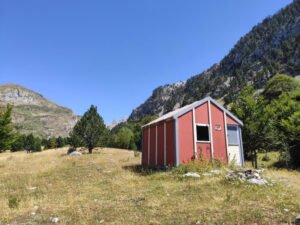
{"left": 0, "top": 74, "right": 299, "bottom": 168}
{"left": 231, "top": 74, "right": 300, "bottom": 168}
{"left": 0, "top": 104, "right": 153, "bottom": 154}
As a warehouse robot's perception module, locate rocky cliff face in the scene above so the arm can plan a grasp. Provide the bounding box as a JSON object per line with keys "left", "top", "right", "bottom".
{"left": 0, "top": 84, "right": 79, "bottom": 138}
{"left": 129, "top": 0, "right": 300, "bottom": 121}
{"left": 130, "top": 81, "right": 186, "bottom": 120}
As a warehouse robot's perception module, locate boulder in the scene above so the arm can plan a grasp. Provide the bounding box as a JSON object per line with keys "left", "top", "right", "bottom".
{"left": 69, "top": 151, "right": 82, "bottom": 156}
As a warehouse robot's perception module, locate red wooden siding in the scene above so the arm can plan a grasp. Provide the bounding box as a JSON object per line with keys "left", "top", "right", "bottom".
{"left": 211, "top": 102, "right": 227, "bottom": 163}
{"left": 157, "top": 122, "right": 164, "bottom": 166}
{"left": 226, "top": 115, "right": 238, "bottom": 125}
{"left": 196, "top": 143, "right": 211, "bottom": 160}
{"left": 195, "top": 102, "right": 211, "bottom": 161}
{"left": 149, "top": 126, "right": 156, "bottom": 165}
{"left": 178, "top": 111, "right": 194, "bottom": 164}
{"left": 142, "top": 127, "right": 149, "bottom": 165}
{"left": 166, "top": 120, "right": 175, "bottom": 166}
{"left": 195, "top": 102, "right": 209, "bottom": 124}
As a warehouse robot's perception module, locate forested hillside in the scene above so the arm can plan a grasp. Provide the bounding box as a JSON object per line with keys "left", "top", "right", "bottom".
{"left": 129, "top": 0, "right": 300, "bottom": 120}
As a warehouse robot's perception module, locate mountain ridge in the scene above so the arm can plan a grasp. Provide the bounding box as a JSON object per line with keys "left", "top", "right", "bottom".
{"left": 0, "top": 84, "right": 80, "bottom": 138}
{"left": 129, "top": 0, "right": 300, "bottom": 121}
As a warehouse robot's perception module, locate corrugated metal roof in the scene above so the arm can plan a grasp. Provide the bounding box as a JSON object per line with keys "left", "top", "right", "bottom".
{"left": 143, "top": 96, "right": 243, "bottom": 127}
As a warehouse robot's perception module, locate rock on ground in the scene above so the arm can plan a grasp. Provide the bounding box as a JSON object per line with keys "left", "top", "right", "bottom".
{"left": 183, "top": 172, "right": 201, "bottom": 178}
{"left": 50, "top": 217, "right": 59, "bottom": 223}
{"left": 69, "top": 151, "right": 82, "bottom": 156}
{"left": 226, "top": 169, "right": 269, "bottom": 185}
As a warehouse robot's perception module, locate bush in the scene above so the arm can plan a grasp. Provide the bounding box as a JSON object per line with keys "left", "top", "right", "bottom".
{"left": 262, "top": 154, "right": 271, "bottom": 162}
{"left": 11, "top": 135, "right": 26, "bottom": 152}
{"left": 8, "top": 196, "right": 20, "bottom": 209}
{"left": 171, "top": 159, "right": 224, "bottom": 175}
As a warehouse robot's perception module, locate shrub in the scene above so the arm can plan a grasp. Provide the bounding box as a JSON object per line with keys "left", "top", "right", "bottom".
{"left": 262, "top": 154, "right": 271, "bottom": 161}
{"left": 8, "top": 196, "right": 20, "bottom": 209}
{"left": 171, "top": 159, "right": 223, "bottom": 175}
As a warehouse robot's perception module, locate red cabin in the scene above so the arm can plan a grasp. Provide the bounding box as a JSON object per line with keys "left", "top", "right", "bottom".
{"left": 141, "top": 97, "right": 244, "bottom": 167}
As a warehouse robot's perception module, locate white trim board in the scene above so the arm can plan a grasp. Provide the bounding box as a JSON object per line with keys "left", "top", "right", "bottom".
{"left": 155, "top": 125, "right": 158, "bottom": 165}
{"left": 148, "top": 126, "right": 150, "bottom": 165}
{"left": 208, "top": 100, "right": 214, "bottom": 160}
{"left": 175, "top": 118, "right": 179, "bottom": 166}
{"left": 192, "top": 108, "right": 197, "bottom": 159}
{"left": 164, "top": 122, "right": 166, "bottom": 166}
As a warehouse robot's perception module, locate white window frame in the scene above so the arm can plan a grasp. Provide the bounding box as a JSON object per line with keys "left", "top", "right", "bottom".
{"left": 196, "top": 123, "right": 210, "bottom": 143}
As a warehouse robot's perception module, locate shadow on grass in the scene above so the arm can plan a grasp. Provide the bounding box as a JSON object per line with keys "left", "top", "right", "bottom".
{"left": 272, "top": 160, "right": 300, "bottom": 170}
{"left": 122, "top": 164, "right": 169, "bottom": 176}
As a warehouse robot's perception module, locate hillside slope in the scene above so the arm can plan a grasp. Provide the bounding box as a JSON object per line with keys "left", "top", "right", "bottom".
{"left": 0, "top": 84, "right": 79, "bottom": 138}
{"left": 129, "top": 0, "right": 300, "bottom": 120}
{"left": 0, "top": 148, "right": 299, "bottom": 224}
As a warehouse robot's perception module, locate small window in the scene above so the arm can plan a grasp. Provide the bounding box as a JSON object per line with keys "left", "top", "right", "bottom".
{"left": 196, "top": 125, "right": 210, "bottom": 142}
{"left": 227, "top": 125, "right": 239, "bottom": 145}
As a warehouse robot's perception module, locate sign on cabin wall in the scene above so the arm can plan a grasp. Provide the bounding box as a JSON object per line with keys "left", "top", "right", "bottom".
{"left": 215, "top": 125, "right": 222, "bottom": 131}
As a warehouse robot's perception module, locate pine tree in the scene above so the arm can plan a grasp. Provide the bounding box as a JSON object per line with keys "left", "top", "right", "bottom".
{"left": 47, "top": 137, "right": 57, "bottom": 149}
{"left": 70, "top": 105, "right": 106, "bottom": 153}
{"left": 0, "top": 105, "right": 16, "bottom": 152}
{"left": 56, "top": 136, "right": 65, "bottom": 148}
{"left": 24, "top": 134, "right": 35, "bottom": 152}
{"left": 11, "top": 134, "right": 26, "bottom": 152}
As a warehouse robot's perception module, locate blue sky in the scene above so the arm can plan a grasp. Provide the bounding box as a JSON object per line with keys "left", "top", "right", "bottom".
{"left": 0, "top": 0, "right": 292, "bottom": 124}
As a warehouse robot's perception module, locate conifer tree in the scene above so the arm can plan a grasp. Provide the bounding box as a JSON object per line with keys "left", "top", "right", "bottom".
{"left": 70, "top": 105, "right": 106, "bottom": 153}
{"left": 0, "top": 105, "right": 15, "bottom": 152}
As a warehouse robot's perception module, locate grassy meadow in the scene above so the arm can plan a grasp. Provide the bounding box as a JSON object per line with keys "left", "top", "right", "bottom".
{"left": 0, "top": 148, "right": 299, "bottom": 225}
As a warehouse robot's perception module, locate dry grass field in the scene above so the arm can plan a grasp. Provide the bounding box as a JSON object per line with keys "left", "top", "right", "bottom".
{"left": 0, "top": 148, "right": 299, "bottom": 225}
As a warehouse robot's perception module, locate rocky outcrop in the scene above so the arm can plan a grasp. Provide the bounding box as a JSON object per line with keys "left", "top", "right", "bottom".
{"left": 0, "top": 84, "right": 79, "bottom": 138}
{"left": 130, "top": 81, "right": 186, "bottom": 120}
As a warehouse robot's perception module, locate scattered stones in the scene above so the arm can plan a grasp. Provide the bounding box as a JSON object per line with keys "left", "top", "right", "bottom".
{"left": 283, "top": 208, "right": 290, "bottom": 212}
{"left": 69, "top": 151, "right": 82, "bottom": 156}
{"left": 296, "top": 215, "right": 300, "bottom": 225}
{"left": 31, "top": 212, "right": 36, "bottom": 216}
{"left": 183, "top": 172, "right": 201, "bottom": 178}
{"left": 50, "top": 217, "right": 59, "bottom": 223}
{"left": 99, "top": 219, "right": 105, "bottom": 223}
{"left": 226, "top": 169, "right": 269, "bottom": 185}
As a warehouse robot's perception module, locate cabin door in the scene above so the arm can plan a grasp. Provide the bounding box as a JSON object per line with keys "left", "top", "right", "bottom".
{"left": 227, "top": 125, "right": 242, "bottom": 166}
